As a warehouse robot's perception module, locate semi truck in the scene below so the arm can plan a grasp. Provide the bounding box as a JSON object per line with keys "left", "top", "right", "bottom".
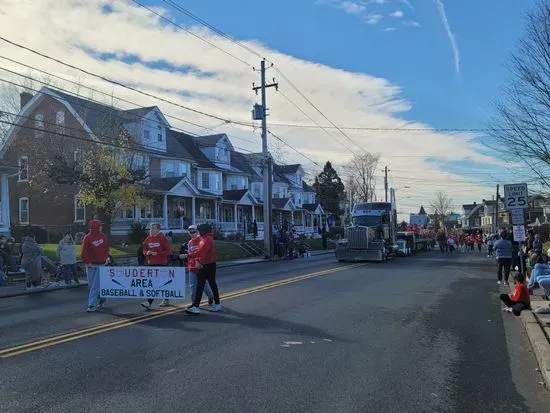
{"left": 335, "top": 189, "right": 397, "bottom": 262}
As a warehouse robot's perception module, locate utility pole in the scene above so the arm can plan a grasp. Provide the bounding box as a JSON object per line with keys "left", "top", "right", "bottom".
{"left": 384, "top": 166, "right": 389, "bottom": 203}
{"left": 252, "top": 59, "right": 278, "bottom": 259}
{"left": 495, "top": 184, "right": 499, "bottom": 234}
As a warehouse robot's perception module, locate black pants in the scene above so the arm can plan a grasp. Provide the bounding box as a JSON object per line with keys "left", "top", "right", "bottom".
{"left": 192, "top": 262, "right": 220, "bottom": 307}
{"left": 147, "top": 264, "right": 167, "bottom": 304}
{"left": 497, "top": 258, "right": 512, "bottom": 282}
{"left": 499, "top": 294, "right": 529, "bottom": 315}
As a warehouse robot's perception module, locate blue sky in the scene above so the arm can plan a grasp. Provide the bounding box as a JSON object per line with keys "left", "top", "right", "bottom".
{"left": 0, "top": 0, "right": 541, "bottom": 216}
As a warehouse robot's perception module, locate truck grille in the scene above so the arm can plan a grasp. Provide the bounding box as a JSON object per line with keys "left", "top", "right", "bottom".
{"left": 346, "top": 227, "right": 368, "bottom": 249}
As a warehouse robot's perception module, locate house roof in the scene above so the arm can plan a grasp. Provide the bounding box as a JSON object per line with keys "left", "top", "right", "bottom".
{"left": 194, "top": 134, "right": 226, "bottom": 147}
{"left": 274, "top": 164, "right": 301, "bottom": 174}
{"left": 273, "top": 172, "right": 291, "bottom": 185}
{"left": 172, "top": 134, "right": 218, "bottom": 169}
{"left": 165, "top": 129, "right": 195, "bottom": 161}
{"left": 223, "top": 189, "right": 249, "bottom": 202}
{"left": 147, "top": 177, "right": 182, "bottom": 191}
{"left": 302, "top": 180, "right": 314, "bottom": 192}
{"left": 418, "top": 205, "right": 427, "bottom": 215}
{"left": 302, "top": 203, "right": 318, "bottom": 212}
{"left": 124, "top": 106, "right": 157, "bottom": 118}
{"left": 273, "top": 198, "right": 292, "bottom": 209}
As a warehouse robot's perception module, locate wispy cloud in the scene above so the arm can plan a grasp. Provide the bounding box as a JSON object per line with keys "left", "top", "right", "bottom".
{"left": 403, "top": 20, "right": 421, "bottom": 27}
{"left": 339, "top": 1, "right": 366, "bottom": 14}
{"left": 433, "top": 0, "right": 460, "bottom": 75}
{"left": 383, "top": 27, "right": 396, "bottom": 32}
{"left": 399, "top": 0, "right": 414, "bottom": 10}
{"left": 389, "top": 10, "right": 404, "bottom": 18}
{"left": 364, "top": 13, "right": 384, "bottom": 25}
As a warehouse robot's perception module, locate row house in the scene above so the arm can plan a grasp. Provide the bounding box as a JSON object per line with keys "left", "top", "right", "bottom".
{"left": 460, "top": 202, "right": 484, "bottom": 231}
{"left": 0, "top": 87, "right": 325, "bottom": 239}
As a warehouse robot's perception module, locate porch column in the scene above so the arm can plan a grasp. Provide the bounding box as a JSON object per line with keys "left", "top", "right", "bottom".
{"left": 162, "top": 194, "right": 169, "bottom": 229}
{"left": 214, "top": 200, "right": 219, "bottom": 223}
{"left": 1, "top": 175, "right": 10, "bottom": 232}
{"left": 301, "top": 211, "right": 305, "bottom": 227}
{"left": 252, "top": 205, "right": 255, "bottom": 222}
{"left": 234, "top": 204, "right": 238, "bottom": 231}
{"left": 191, "top": 197, "right": 196, "bottom": 225}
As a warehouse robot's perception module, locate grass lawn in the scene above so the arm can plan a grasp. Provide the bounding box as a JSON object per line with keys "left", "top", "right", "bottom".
{"left": 40, "top": 241, "right": 251, "bottom": 262}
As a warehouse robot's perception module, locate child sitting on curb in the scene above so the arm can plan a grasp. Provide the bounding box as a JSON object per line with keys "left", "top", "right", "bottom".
{"left": 500, "top": 272, "right": 530, "bottom": 316}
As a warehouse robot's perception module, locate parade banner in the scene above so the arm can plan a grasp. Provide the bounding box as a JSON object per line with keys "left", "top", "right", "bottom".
{"left": 99, "top": 266, "right": 186, "bottom": 299}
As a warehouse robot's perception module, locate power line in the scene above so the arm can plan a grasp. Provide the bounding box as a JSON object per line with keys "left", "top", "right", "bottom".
{"left": 267, "top": 130, "right": 320, "bottom": 167}
{"left": 130, "top": 0, "right": 254, "bottom": 69}
{"left": 0, "top": 57, "right": 260, "bottom": 146}
{"left": 0, "top": 35, "right": 255, "bottom": 128}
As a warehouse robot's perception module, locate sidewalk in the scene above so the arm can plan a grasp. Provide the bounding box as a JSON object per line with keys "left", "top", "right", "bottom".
{"left": 513, "top": 286, "right": 550, "bottom": 390}
{"left": 0, "top": 249, "right": 335, "bottom": 299}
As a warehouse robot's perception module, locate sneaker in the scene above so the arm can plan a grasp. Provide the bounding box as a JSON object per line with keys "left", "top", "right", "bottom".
{"left": 86, "top": 307, "right": 96, "bottom": 312}
{"left": 210, "top": 304, "right": 222, "bottom": 312}
{"left": 141, "top": 301, "right": 152, "bottom": 311}
{"left": 159, "top": 299, "right": 170, "bottom": 307}
{"left": 97, "top": 299, "right": 106, "bottom": 310}
{"left": 502, "top": 307, "right": 513, "bottom": 313}
{"left": 497, "top": 280, "right": 501, "bottom": 285}
{"left": 185, "top": 306, "right": 200, "bottom": 315}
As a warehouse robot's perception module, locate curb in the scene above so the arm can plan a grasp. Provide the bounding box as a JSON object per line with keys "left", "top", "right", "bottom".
{"left": 520, "top": 308, "right": 550, "bottom": 390}
{"left": 0, "top": 250, "right": 335, "bottom": 299}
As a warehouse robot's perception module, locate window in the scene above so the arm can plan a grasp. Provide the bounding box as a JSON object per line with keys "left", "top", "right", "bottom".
{"left": 278, "top": 187, "right": 285, "bottom": 198}
{"left": 74, "top": 150, "right": 83, "bottom": 169}
{"left": 18, "top": 156, "right": 28, "bottom": 182}
{"left": 35, "top": 113, "right": 44, "bottom": 138}
{"left": 215, "top": 174, "right": 221, "bottom": 191}
{"left": 157, "top": 126, "right": 163, "bottom": 142}
{"left": 74, "top": 196, "right": 85, "bottom": 222}
{"left": 201, "top": 172, "right": 210, "bottom": 189}
{"left": 19, "top": 198, "right": 29, "bottom": 224}
{"left": 199, "top": 202, "right": 212, "bottom": 219}
{"left": 216, "top": 147, "right": 228, "bottom": 162}
{"left": 143, "top": 130, "right": 150, "bottom": 140}
{"left": 55, "top": 110, "right": 65, "bottom": 130}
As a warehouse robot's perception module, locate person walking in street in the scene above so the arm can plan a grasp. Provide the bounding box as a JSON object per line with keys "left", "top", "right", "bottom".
{"left": 21, "top": 233, "right": 42, "bottom": 290}
{"left": 500, "top": 272, "right": 530, "bottom": 316}
{"left": 487, "top": 235, "right": 494, "bottom": 257}
{"left": 494, "top": 231, "right": 513, "bottom": 285}
{"left": 141, "top": 223, "right": 172, "bottom": 310}
{"left": 0, "top": 236, "right": 17, "bottom": 272}
{"left": 186, "top": 223, "right": 221, "bottom": 315}
{"left": 179, "top": 225, "right": 214, "bottom": 308}
{"left": 81, "top": 220, "right": 110, "bottom": 312}
{"left": 57, "top": 233, "right": 79, "bottom": 285}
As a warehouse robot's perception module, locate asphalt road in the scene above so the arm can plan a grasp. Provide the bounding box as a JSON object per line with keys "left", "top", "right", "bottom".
{"left": 1, "top": 251, "right": 550, "bottom": 413}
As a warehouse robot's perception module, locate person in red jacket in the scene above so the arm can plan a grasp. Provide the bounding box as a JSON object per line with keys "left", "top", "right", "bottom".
{"left": 81, "top": 219, "right": 110, "bottom": 312}
{"left": 180, "top": 225, "right": 213, "bottom": 308}
{"left": 141, "top": 223, "right": 172, "bottom": 310}
{"left": 186, "top": 223, "right": 221, "bottom": 314}
{"left": 500, "top": 272, "right": 531, "bottom": 316}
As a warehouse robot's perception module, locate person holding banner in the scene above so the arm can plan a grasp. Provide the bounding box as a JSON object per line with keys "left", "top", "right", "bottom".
{"left": 180, "top": 225, "right": 214, "bottom": 308}
{"left": 141, "top": 223, "right": 172, "bottom": 310}
{"left": 186, "top": 223, "right": 221, "bottom": 314}
{"left": 81, "top": 220, "right": 110, "bottom": 312}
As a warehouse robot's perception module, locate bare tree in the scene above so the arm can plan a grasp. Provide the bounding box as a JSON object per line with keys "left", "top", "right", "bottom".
{"left": 268, "top": 138, "right": 288, "bottom": 165}
{"left": 488, "top": 2, "right": 550, "bottom": 185}
{"left": 429, "top": 191, "right": 454, "bottom": 228}
{"left": 343, "top": 152, "right": 380, "bottom": 203}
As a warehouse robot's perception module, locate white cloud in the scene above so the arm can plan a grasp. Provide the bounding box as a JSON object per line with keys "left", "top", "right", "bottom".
{"left": 0, "top": 0, "right": 495, "bottom": 217}
{"left": 399, "top": 0, "right": 414, "bottom": 10}
{"left": 339, "top": 1, "right": 366, "bottom": 14}
{"left": 433, "top": 0, "right": 460, "bottom": 75}
{"left": 383, "top": 27, "right": 397, "bottom": 32}
{"left": 364, "top": 13, "right": 384, "bottom": 25}
{"left": 389, "top": 10, "right": 404, "bottom": 18}
{"left": 403, "top": 20, "right": 421, "bottom": 27}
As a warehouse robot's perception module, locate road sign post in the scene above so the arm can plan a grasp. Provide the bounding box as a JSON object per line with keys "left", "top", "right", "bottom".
{"left": 504, "top": 183, "right": 529, "bottom": 276}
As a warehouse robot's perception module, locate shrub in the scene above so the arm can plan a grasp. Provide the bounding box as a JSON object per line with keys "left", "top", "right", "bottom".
{"left": 128, "top": 222, "right": 148, "bottom": 244}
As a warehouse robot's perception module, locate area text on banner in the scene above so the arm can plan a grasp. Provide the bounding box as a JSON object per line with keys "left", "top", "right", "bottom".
{"left": 99, "top": 267, "right": 186, "bottom": 299}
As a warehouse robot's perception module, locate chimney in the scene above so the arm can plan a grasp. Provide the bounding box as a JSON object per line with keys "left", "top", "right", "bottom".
{"left": 473, "top": 201, "right": 476, "bottom": 205}
{"left": 20, "top": 92, "right": 32, "bottom": 109}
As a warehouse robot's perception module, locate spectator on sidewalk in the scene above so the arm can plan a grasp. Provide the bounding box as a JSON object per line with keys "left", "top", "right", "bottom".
{"left": 141, "top": 223, "right": 172, "bottom": 310}
{"left": 500, "top": 272, "right": 530, "bottom": 316}
{"left": 81, "top": 220, "right": 110, "bottom": 312}
{"left": 494, "top": 231, "right": 513, "bottom": 285}
{"left": 57, "top": 233, "right": 79, "bottom": 285}
{"left": 180, "top": 225, "right": 213, "bottom": 308}
{"left": 447, "top": 235, "right": 456, "bottom": 253}
{"left": 21, "top": 233, "right": 42, "bottom": 290}
{"left": 0, "top": 236, "right": 17, "bottom": 272}
{"left": 186, "top": 223, "right": 221, "bottom": 315}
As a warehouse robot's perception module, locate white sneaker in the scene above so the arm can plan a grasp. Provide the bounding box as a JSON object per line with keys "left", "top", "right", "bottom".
{"left": 86, "top": 307, "right": 96, "bottom": 312}
{"left": 159, "top": 299, "right": 170, "bottom": 307}
{"left": 210, "top": 304, "right": 222, "bottom": 312}
{"left": 502, "top": 307, "right": 513, "bottom": 313}
{"left": 185, "top": 306, "right": 200, "bottom": 315}
{"left": 497, "top": 281, "right": 501, "bottom": 285}
{"left": 141, "top": 301, "right": 152, "bottom": 310}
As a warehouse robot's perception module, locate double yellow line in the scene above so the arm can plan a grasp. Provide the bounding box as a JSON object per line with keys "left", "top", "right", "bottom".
{"left": 0, "top": 263, "right": 363, "bottom": 358}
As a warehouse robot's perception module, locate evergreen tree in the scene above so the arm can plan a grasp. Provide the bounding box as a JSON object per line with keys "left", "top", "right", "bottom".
{"left": 313, "top": 161, "right": 345, "bottom": 216}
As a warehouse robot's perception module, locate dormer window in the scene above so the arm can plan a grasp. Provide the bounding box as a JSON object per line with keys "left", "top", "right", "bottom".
{"left": 216, "top": 147, "right": 228, "bottom": 162}
{"left": 157, "top": 126, "right": 163, "bottom": 142}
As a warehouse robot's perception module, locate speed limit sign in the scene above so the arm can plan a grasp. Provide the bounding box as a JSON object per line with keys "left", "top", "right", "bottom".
{"left": 504, "top": 183, "right": 528, "bottom": 210}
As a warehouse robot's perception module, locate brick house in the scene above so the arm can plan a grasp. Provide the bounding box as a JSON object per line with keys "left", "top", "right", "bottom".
{"left": 1, "top": 87, "right": 325, "bottom": 240}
